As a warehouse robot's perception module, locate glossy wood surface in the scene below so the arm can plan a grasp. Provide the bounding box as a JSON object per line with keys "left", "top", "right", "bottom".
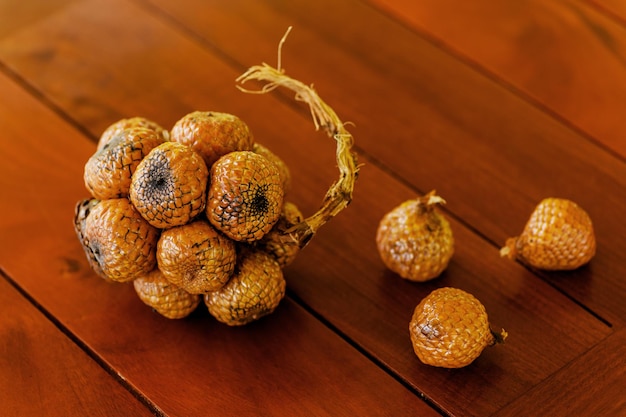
{"left": 1, "top": 1, "right": 624, "bottom": 416}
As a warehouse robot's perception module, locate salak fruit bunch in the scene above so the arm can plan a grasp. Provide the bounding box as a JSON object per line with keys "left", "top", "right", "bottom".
{"left": 73, "top": 35, "right": 359, "bottom": 325}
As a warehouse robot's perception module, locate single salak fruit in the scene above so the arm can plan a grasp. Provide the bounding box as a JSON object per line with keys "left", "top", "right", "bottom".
{"left": 73, "top": 198, "right": 103, "bottom": 276}
{"left": 130, "top": 142, "right": 208, "bottom": 229}
{"left": 376, "top": 190, "right": 454, "bottom": 282}
{"left": 253, "top": 143, "right": 291, "bottom": 194}
{"left": 73, "top": 198, "right": 159, "bottom": 282}
{"left": 205, "top": 249, "right": 286, "bottom": 326}
{"left": 170, "top": 111, "right": 254, "bottom": 168}
{"left": 500, "top": 197, "right": 596, "bottom": 270}
{"left": 84, "top": 126, "right": 165, "bottom": 200}
{"left": 256, "top": 201, "right": 304, "bottom": 268}
{"left": 409, "top": 287, "right": 507, "bottom": 368}
{"left": 207, "top": 151, "right": 284, "bottom": 242}
{"left": 133, "top": 268, "right": 201, "bottom": 319}
{"left": 97, "top": 116, "right": 169, "bottom": 151}
{"left": 157, "top": 219, "right": 237, "bottom": 294}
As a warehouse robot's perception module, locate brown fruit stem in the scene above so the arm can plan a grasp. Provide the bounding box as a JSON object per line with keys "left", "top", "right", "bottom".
{"left": 490, "top": 328, "right": 509, "bottom": 346}
{"left": 236, "top": 27, "right": 359, "bottom": 250}
{"left": 416, "top": 190, "right": 445, "bottom": 214}
{"left": 420, "top": 190, "right": 445, "bottom": 206}
{"left": 500, "top": 237, "right": 518, "bottom": 260}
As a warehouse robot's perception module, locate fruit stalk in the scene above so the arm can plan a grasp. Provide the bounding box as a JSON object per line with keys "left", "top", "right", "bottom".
{"left": 236, "top": 27, "right": 359, "bottom": 250}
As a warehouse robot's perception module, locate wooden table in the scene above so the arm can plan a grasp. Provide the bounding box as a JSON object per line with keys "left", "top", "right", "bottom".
{"left": 1, "top": 1, "right": 625, "bottom": 415}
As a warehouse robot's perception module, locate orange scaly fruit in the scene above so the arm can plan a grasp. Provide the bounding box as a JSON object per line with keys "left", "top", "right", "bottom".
{"left": 170, "top": 111, "right": 254, "bottom": 168}
{"left": 133, "top": 268, "right": 201, "bottom": 319}
{"left": 205, "top": 249, "right": 286, "bottom": 326}
{"left": 207, "top": 151, "right": 284, "bottom": 242}
{"left": 84, "top": 127, "right": 165, "bottom": 200}
{"left": 97, "top": 116, "right": 169, "bottom": 151}
{"left": 501, "top": 197, "right": 596, "bottom": 270}
{"left": 130, "top": 142, "right": 208, "bottom": 229}
{"left": 157, "top": 219, "right": 236, "bottom": 294}
{"left": 253, "top": 143, "right": 291, "bottom": 194}
{"left": 409, "top": 287, "right": 507, "bottom": 368}
{"left": 257, "top": 201, "right": 304, "bottom": 268}
{"left": 376, "top": 191, "right": 454, "bottom": 282}
{"left": 73, "top": 198, "right": 159, "bottom": 282}
{"left": 74, "top": 199, "right": 104, "bottom": 277}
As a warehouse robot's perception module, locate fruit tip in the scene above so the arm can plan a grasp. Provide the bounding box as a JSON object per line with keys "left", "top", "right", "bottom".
{"left": 499, "top": 238, "right": 517, "bottom": 260}
{"left": 418, "top": 190, "right": 446, "bottom": 208}
{"left": 427, "top": 194, "right": 446, "bottom": 206}
{"left": 491, "top": 328, "right": 508, "bottom": 345}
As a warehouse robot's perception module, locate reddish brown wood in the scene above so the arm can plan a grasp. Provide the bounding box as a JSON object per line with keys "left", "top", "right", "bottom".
{"left": 0, "top": 0, "right": 77, "bottom": 38}
{"left": 6, "top": 0, "right": 624, "bottom": 330}
{"left": 588, "top": 0, "right": 626, "bottom": 22}
{"left": 172, "top": 0, "right": 626, "bottom": 327}
{"left": 367, "top": 0, "right": 626, "bottom": 159}
{"left": 119, "top": 0, "right": 626, "bottom": 339}
{"left": 0, "top": 0, "right": 624, "bottom": 416}
{"left": 242, "top": 0, "right": 626, "bottom": 327}
{"left": 0, "top": 64, "right": 438, "bottom": 417}
{"left": 0, "top": 276, "right": 153, "bottom": 416}
{"left": 494, "top": 328, "right": 626, "bottom": 416}
{"left": 285, "top": 164, "right": 611, "bottom": 416}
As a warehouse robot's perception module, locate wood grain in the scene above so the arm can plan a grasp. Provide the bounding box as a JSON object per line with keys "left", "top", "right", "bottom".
{"left": 121, "top": 0, "right": 626, "bottom": 328}
{"left": 285, "top": 161, "right": 611, "bottom": 416}
{"left": 0, "top": 0, "right": 77, "bottom": 39}
{"left": 494, "top": 328, "right": 626, "bottom": 416}
{"left": 0, "top": 0, "right": 614, "bottom": 415}
{"left": 0, "top": 52, "right": 439, "bottom": 417}
{"left": 0, "top": 0, "right": 624, "bottom": 416}
{"left": 368, "top": 0, "right": 626, "bottom": 159}
{"left": 0, "top": 276, "right": 153, "bottom": 416}
{"left": 588, "top": 0, "right": 626, "bottom": 22}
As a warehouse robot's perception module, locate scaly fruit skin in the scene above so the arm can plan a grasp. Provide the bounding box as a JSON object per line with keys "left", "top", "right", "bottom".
{"left": 84, "top": 127, "right": 165, "bottom": 200}
{"left": 170, "top": 111, "right": 254, "bottom": 168}
{"left": 204, "top": 249, "right": 286, "bottom": 326}
{"left": 130, "top": 142, "right": 208, "bottom": 229}
{"left": 157, "top": 219, "right": 237, "bottom": 294}
{"left": 256, "top": 201, "right": 304, "bottom": 268}
{"left": 501, "top": 198, "right": 596, "bottom": 270}
{"left": 74, "top": 199, "right": 104, "bottom": 277}
{"left": 75, "top": 198, "right": 159, "bottom": 282}
{"left": 207, "top": 151, "right": 284, "bottom": 243}
{"left": 97, "top": 117, "right": 169, "bottom": 151}
{"left": 409, "top": 287, "right": 505, "bottom": 368}
{"left": 376, "top": 191, "right": 454, "bottom": 282}
{"left": 253, "top": 143, "right": 291, "bottom": 195}
{"left": 133, "top": 268, "right": 201, "bottom": 319}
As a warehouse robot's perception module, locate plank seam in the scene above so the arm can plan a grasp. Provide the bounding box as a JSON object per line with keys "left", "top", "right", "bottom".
{"left": 0, "top": 267, "right": 166, "bottom": 417}
{"left": 0, "top": 60, "right": 98, "bottom": 144}
{"left": 285, "top": 287, "right": 451, "bottom": 417}
{"left": 359, "top": 0, "right": 626, "bottom": 165}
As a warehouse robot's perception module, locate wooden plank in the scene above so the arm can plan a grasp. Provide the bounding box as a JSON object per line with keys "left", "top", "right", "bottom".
{"left": 128, "top": 0, "right": 626, "bottom": 327}
{"left": 0, "top": 276, "right": 153, "bottom": 416}
{"left": 588, "top": 0, "right": 626, "bottom": 22}
{"left": 0, "top": 0, "right": 617, "bottom": 415}
{"left": 286, "top": 163, "right": 612, "bottom": 416}
{"left": 494, "top": 328, "right": 626, "bottom": 416}
{"left": 366, "top": 0, "right": 626, "bottom": 159}
{"left": 0, "top": 0, "right": 77, "bottom": 39}
{"left": 0, "top": 51, "right": 440, "bottom": 417}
